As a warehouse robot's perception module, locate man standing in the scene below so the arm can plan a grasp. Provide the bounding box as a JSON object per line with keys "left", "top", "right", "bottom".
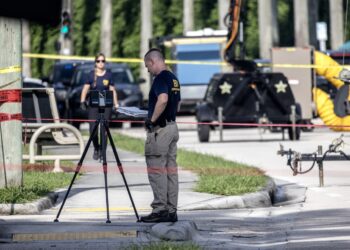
{"left": 141, "top": 48, "right": 181, "bottom": 223}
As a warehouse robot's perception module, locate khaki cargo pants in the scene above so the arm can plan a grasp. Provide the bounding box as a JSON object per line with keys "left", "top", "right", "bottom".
{"left": 145, "top": 122, "right": 179, "bottom": 213}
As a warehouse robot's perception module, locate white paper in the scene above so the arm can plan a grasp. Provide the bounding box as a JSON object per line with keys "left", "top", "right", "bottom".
{"left": 117, "top": 106, "right": 148, "bottom": 118}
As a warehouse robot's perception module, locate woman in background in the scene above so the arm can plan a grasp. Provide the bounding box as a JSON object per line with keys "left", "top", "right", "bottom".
{"left": 80, "top": 52, "right": 119, "bottom": 160}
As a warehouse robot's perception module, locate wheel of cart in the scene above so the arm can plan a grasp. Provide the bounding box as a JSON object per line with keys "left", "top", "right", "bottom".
{"left": 287, "top": 103, "right": 302, "bottom": 141}
{"left": 197, "top": 123, "right": 210, "bottom": 142}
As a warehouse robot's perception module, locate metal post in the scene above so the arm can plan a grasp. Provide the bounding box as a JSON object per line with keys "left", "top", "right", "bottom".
{"left": 317, "top": 145, "right": 324, "bottom": 187}
{"left": 218, "top": 107, "right": 223, "bottom": 142}
{"left": 291, "top": 105, "right": 296, "bottom": 141}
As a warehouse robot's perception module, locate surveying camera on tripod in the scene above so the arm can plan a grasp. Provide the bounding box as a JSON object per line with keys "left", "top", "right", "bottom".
{"left": 54, "top": 90, "right": 140, "bottom": 223}
{"left": 89, "top": 90, "right": 113, "bottom": 109}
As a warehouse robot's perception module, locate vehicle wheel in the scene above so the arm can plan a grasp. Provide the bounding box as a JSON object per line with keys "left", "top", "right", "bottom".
{"left": 301, "top": 120, "right": 314, "bottom": 132}
{"left": 288, "top": 126, "right": 301, "bottom": 141}
{"left": 131, "top": 121, "right": 143, "bottom": 127}
{"left": 198, "top": 124, "right": 210, "bottom": 142}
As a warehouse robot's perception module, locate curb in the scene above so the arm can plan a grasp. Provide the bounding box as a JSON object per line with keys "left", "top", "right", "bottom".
{"left": 178, "top": 178, "right": 276, "bottom": 210}
{"left": 0, "top": 179, "right": 277, "bottom": 214}
{"left": 0, "top": 193, "right": 58, "bottom": 215}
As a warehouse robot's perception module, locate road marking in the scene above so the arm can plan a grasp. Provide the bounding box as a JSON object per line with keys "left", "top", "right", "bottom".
{"left": 59, "top": 207, "right": 150, "bottom": 212}
{"left": 13, "top": 231, "right": 137, "bottom": 241}
{"left": 327, "top": 193, "right": 342, "bottom": 197}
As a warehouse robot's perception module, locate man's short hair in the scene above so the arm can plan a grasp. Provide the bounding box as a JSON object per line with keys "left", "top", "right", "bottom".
{"left": 144, "top": 48, "right": 164, "bottom": 61}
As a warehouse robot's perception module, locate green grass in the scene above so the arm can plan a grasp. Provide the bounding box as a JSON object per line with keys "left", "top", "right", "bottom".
{"left": 112, "top": 132, "right": 267, "bottom": 196}
{"left": 0, "top": 171, "right": 74, "bottom": 203}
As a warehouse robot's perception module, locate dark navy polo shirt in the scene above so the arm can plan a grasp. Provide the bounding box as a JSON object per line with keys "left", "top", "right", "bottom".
{"left": 148, "top": 70, "right": 181, "bottom": 126}
{"left": 85, "top": 70, "right": 114, "bottom": 91}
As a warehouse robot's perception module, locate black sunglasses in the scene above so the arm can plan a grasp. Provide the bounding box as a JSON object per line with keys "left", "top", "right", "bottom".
{"left": 96, "top": 60, "right": 105, "bottom": 63}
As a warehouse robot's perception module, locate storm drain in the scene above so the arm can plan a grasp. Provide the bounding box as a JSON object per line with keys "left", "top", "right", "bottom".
{"left": 13, "top": 231, "right": 137, "bottom": 241}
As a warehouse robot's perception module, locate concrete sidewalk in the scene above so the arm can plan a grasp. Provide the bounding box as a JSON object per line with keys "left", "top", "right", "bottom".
{"left": 48, "top": 143, "right": 223, "bottom": 217}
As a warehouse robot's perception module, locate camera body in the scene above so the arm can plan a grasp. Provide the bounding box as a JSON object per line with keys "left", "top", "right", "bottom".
{"left": 89, "top": 90, "right": 113, "bottom": 108}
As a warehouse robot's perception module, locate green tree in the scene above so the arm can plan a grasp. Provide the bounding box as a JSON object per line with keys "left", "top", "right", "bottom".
{"left": 194, "top": 0, "right": 218, "bottom": 29}
{"left": 72, "top": 0, "right": 100, "bottom": 56}
{"left": 278, "top": 0, "right": 294, "bottom": 47}
{"left": 245, "top": 0, "right": 259, "bottom": 59}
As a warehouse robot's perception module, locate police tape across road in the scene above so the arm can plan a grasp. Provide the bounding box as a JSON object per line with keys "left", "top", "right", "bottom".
{"left": 22, "top": 53, "right": 350, "bottom": 69}
{"left": 20, "top": 117, "right": 350, "bottom": 129}
{"left": 0, "top": 65, "right": 21, "bottom": 75}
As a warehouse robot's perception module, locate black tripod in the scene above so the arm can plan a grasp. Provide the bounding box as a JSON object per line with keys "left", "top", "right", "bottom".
{"left": 54, "top": 108, "right": 140, "bottom": 223}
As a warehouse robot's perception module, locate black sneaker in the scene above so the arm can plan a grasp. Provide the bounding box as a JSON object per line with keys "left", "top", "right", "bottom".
{"left": 140, "top": 211, "right": 169, "bottom": 223}
{"left": 168, "top": 212, "right": 178, "bottom": 222}
{"left": 93, "top": 149, "right": 99, "bottom": 160}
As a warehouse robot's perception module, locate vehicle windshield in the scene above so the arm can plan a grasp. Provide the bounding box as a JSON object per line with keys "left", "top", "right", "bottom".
{"left": 73, "top": 67, "right": 134, "bottom": 86}
{"left": 52, "top": 64, "right": 76, "bottom": 83}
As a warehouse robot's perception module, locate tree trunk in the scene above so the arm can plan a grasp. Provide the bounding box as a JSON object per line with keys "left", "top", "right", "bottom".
{"left": 293, "top": 0, "right": 310, "bottom": 47}
{"left": 308, "top": 0, "right": 319, "bottom": 49}
{"left": 330, "top": 0, "right": 344, "bottom": 50}
{"left": 258, "top": 0, "right": 278, "bottom": 59}
{"left": 218, "top": 0, "right": 229, "bottom": 30}
{"left": 140, "top": 0, "right": 152, "bottom": 101}
{"left": 100, "top": 0, "right": 112, "bottom": 57}
{"left": 183, "top": 0, "right": 194, "bottom": 34}
{"left": 0, "top": 17, "right": 22, "bottom": 188}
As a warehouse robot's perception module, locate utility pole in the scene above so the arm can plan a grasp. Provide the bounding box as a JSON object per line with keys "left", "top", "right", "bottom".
{"left": 293, "top": 0, "right": 310, "bottom": 47}
{"left": 258, "top": 0, "right": 279, "bottom": 59}
{"left": 140, "top": 0, "right": 152, "bottom": 101}
{"left": 22, "top": 19, "right": 31, "bottom": 78}
{"left": 100, "top": 0, "right": 112, "bottom": 57}
{"left": 330, "top": 0, "right": 344, "bottom": 50}
{"left": 183, "top": 0, "right": 194, "bottom": 34}
{"left": 0, "top": 17, "right": 22, "bottom": 188}
{"left": 60, "top": 0, "right": 73, "bottom": 55}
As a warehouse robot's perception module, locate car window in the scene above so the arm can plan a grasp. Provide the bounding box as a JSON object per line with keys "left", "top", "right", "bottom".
{"left": 73, "top": 67, "right": 135, "bottom": 86}
{"left": 111, "top": 68, "right": 134, "bottom": 84}
{"left": 73, "top": 69, "right": 91, "bottom": 86}
{"left": 52, "top": 64, "right": 76, "bottom": 83}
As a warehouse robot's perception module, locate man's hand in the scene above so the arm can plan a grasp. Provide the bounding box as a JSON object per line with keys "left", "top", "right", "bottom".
{"left": 144, "top": 118, "right": 154, "bottom": 132}
{"left": 80, "top": 101, "right": 88, "bottom": 111}
{"left": 113, "top": 104, "right": 119, "bottom": 111}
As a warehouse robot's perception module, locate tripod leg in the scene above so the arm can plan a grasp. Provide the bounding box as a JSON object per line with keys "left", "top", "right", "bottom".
{"left": 54, "top": 119, "right": 100, "bottom": 222}
{"left": 101, "top": 120, "right": 111, "bottom": 223}
{"left": 104, "top": 122, "right": 140, "bottom": 222}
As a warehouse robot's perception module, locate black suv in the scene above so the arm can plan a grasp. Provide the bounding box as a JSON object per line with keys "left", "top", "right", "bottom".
{"left": 68, "top": 63, "right": 144, "bottom": 128}
{"left": 48, "top": 60, "right": 87, "bottom": 118}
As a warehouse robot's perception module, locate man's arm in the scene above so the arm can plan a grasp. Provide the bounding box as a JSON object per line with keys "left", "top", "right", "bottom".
{"left": 109, "top": 85, "right": 119, "bottom": 108}
{"left": 151, "top": 93, "right": 168, "bottom": 122}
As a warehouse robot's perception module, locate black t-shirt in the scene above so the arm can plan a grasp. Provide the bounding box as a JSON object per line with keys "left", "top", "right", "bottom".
{"left": 85, "top": 70, "right": 114, "bottom": 91}
{"left": 148, "top": 70, "right": 181, "bottom": 126}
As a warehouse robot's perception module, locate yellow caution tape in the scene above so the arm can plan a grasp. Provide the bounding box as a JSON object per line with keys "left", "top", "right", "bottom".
{"left": 23, "top": 53, "right": 226, "bottom": 65}
{"left": 0, "top": 65, "right": 21, "bottom": 74}
{"left": 22, "top": 53, "right": 350, "bottom": 69}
